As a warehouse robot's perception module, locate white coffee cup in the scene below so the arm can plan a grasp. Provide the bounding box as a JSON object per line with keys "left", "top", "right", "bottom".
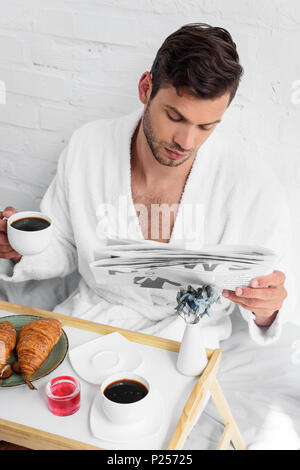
{"left": 7, "top": 211, "right": 53, "bottom": 256}
{"left": 100, "top": 372, "right": 153, "bottom": 425}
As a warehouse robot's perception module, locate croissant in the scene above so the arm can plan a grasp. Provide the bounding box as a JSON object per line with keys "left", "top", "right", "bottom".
{"left": 0, "top": 321, "right": 17, "bottom": 373}
{"left": 17, "top": 318, "right": 62, "bottom": 377}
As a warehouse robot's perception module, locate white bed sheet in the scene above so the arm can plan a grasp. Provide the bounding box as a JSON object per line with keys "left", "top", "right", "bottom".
{"left": 185, "top": 309, "right": 300, "bottom": 450}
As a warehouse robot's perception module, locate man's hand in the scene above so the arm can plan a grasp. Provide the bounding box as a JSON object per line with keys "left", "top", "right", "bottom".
{"left": 0, "top": 206, "right": 22, "bottom": 264}
{"left": 222, "top": 270, "right": 287, "bottom": 327}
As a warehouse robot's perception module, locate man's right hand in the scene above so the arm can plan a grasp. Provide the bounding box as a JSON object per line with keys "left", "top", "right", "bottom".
{"left": 0, "top": 207, "right": 22, "bottom": 264}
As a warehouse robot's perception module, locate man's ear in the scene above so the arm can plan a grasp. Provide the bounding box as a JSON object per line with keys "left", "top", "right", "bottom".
{"left": 138, "top": 72, "right": 153, "bottom": 105}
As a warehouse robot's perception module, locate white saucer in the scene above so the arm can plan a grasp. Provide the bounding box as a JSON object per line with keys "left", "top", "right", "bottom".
{"left": 89, "top": 388, "right": 166, "bottom": 444}
{"left": 68, "top": 332, "right": 143, "bottom": 384}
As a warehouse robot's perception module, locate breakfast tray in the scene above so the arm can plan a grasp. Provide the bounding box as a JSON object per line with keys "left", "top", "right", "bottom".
{"left": 0, "top": 300, "right": 246, "bottom": 450}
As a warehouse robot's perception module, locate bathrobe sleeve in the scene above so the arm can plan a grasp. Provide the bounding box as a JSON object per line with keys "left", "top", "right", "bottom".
{"left": 235, "top": 165, "right": 297, "bottom": 346}
{"left": 0, "top": 143, "right": 78, "bottom": 282}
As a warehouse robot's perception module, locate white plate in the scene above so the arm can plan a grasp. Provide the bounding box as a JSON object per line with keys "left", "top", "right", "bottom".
{"left": 89, "top": 388, "right": 166, "bottom": 444}
{"left": 68, "top": 332, "right": 143, "bottom": 384}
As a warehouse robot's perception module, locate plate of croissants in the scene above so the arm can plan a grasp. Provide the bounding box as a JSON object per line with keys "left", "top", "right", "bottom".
{"left": 0, "top": 315, "right": 68, "bottom": 389}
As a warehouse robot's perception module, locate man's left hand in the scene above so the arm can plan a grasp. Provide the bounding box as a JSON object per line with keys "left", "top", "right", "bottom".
{"left": 222, "top": 270, "right": 288, "bottom": 327}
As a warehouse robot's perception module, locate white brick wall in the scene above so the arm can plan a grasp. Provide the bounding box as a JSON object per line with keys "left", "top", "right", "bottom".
{"left": 0, "top": 0, "right": 299, "bottom": 319}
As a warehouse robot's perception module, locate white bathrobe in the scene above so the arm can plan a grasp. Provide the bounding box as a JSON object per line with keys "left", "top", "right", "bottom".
{"left": 0, "top": 108, "right": 296, "bottom": 349}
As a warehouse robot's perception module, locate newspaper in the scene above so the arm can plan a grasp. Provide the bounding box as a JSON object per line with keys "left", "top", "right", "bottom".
{"left": 90, "top": 240, "right": 278, "bottom": 291}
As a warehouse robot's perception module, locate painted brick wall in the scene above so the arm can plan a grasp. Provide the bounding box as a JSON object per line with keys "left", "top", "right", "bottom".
{"left": 0, "top": 0, "right": 299, "bottom": 318}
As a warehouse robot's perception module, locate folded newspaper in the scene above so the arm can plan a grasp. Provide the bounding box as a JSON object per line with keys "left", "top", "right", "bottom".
{"left": 90, "top": 240, "right": 278, "bottom": 291}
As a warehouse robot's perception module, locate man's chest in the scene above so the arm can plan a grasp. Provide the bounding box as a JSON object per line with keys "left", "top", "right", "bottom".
{"left": 131, "top": 181, "right": 184, "bottom": 243}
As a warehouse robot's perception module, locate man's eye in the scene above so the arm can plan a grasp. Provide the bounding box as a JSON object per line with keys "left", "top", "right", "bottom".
{"left": 166, "top": 112, "right": 182, "bottom": 122}
{"left": 199, "top": 125, "right": 215, "bottom": 132}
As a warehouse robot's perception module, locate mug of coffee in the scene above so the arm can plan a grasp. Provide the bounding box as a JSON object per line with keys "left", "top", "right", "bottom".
{"left": 100, "top": 372, "right": 153, "bottom": 424}
{"left": 7, "top": 211, "right": 53, "bottom": 256}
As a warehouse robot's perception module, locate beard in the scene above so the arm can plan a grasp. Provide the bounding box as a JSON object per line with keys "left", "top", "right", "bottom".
{"left": 142, "top": 102, "right": 194, "bottom": 167}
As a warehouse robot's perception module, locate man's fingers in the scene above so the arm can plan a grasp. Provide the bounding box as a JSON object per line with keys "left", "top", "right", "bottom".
{"left": 226, "top": 292, "right": 276, "bottom": 309}
{"left": 0, "top": 208, "right": 19, "bottom": 260}
{"left": 0, "top": 206, "right": 17, "bottom": 232}
{"left": 0, "top": 245, "right": 14, "bottom": 254}
{"left": 0, "top": 219, "right": 7, "bottom": 232}
{"left": 0, "top": 250, "right": 20, "bottom": 259}
{"left": 233, "top": 286, "right": 279, "bottom": 300}
{"left": 237, "top": 304, "right": 278, "bottom": 318}
{"left": 3, "top": 206, "right": 17, "bottom": 218}
{"left": 0, "top": 232, "right": 9, "bottom": 244}
{"left": 250, "top": 270, "right": 285, "bottom": 288}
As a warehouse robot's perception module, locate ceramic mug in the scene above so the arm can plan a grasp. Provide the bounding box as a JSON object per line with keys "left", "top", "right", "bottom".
{"left": 100, "top": 372, "right": 153, "bottom": 425}
{"left": 7, "top": 211, "right": 53, "bottom": 256}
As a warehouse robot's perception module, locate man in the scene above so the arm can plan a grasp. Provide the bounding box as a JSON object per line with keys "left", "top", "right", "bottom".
{"left": 0, "top": 23, "right": 298, "bottom": 449}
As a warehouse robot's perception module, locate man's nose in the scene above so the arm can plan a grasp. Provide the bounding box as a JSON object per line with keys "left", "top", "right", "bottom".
{"left": 173, "top": 125, "right": 196, "bottom": 151}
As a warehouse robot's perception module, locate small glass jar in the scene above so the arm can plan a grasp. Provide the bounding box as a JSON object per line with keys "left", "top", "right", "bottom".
{"left": 46, "top": 376, "right": 81, "bottom": 417}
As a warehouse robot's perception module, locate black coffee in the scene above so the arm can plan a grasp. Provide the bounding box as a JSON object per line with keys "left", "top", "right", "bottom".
{"left": 11, "top": 217, "right": 50, "bottom": 232}
{"left": 103, "top": 379, "right": 148, "bottom": 404}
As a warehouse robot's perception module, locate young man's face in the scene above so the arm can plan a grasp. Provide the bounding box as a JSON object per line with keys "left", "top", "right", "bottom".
{"left": 142, "top": 84, "right": 230, "bottom": 167}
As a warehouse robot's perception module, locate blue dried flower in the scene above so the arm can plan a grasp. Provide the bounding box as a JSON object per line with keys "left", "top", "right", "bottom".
{"left": 175, "top": 284, "right": 221, "bottom": 324}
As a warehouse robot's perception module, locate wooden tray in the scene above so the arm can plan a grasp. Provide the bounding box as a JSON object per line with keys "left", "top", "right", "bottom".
{"left": 0, "top": 300, "right": 246, "bottom": 450}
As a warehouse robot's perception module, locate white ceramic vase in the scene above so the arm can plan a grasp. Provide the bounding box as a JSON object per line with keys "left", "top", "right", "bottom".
{"left": 177, "top": 322, "right": 208, "bottom": 376}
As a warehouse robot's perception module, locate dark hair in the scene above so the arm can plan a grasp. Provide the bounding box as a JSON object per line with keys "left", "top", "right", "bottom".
{"left": 150, "top": 23, "right": 243, "bottom": 104}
